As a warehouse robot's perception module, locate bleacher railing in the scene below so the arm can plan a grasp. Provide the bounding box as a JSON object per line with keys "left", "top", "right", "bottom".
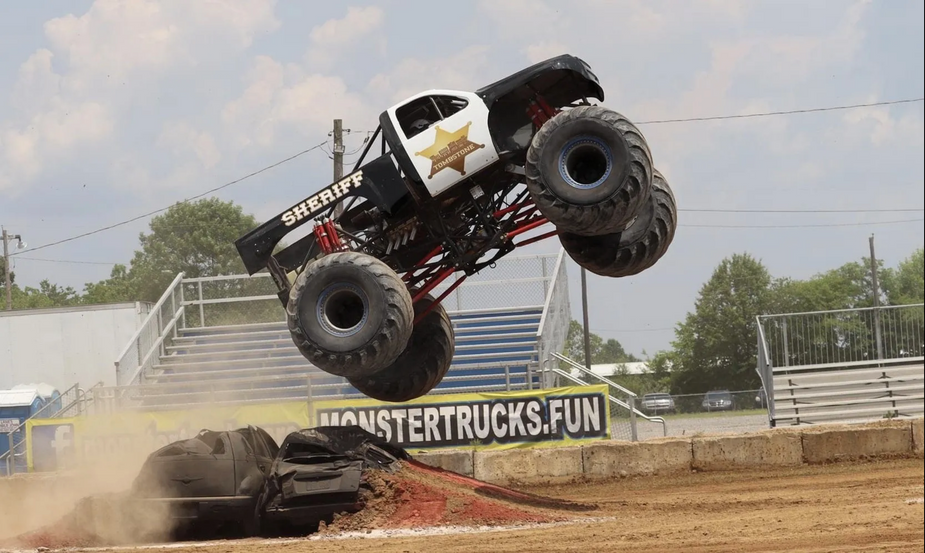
{"left": 115, "top": 272, "right": 185, "bottom": 386}
{"left": 757, "top": 303, "right": 924, "bottom": 426}
{"left": 112, "top": 251, "right": 568, "bottom": 393}
{"left": 1, "top": 381, "right": 101, "bottom": 475}
{"left": 536, "top": 250, "right": 571, "bottom": 389}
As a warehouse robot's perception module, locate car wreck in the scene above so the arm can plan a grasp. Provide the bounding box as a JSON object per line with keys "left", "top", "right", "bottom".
{"left": 118, "top": 425, "right": 407, "bottom": 539}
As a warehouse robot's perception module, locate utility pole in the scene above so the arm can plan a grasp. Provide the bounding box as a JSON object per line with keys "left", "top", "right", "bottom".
{"left": 869, "top": 234, "right": 884, "bottom": 360}
{"left": 3, "top": 228, "right": 10, "bottom": 311}
{"left": 332, "top": 119, "right": 345, "bottom": 218}
{"left": 581, "top": 267, "right": 592, "bottom": 371}
{"left": 3, "top": 227, "right": 25, "bottom": 310}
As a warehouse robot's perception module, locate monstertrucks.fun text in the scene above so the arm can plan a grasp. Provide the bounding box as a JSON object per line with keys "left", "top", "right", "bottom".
{"left": 234, "top": 54, "right": 678, "bottom": 403}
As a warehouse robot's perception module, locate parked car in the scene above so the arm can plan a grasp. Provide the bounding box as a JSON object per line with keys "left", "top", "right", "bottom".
{"left": 641, "top": 392, "right": 676, "bottom": 414}
{"left": 702, "top": 390, "right": 734, "bottom": 412}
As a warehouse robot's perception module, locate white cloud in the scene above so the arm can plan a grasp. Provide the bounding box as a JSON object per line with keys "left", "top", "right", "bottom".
{"left": 365, "top": 45, "right": 494, "bottom": 104}
{"left": 841, "top": 98, "right": 925, "bottom": 147}
{"left": 523, "top": 42, "right": 569, "bottom": 64}
{"left": 221, "top": 55, "right": 376, "bottom": 150}
{"left": 157, "top": 121, "right": 221, "bottom": 169}
{"left": 304, "top": 6, "right": 386, "bottom": 70}
{"left": 0, "top": 0, "right": 279, "bottom": 196}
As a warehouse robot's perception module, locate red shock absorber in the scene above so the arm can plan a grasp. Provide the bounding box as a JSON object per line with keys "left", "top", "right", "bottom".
{"left": 526, "top": 94, "right": 560, "bottom": 129}
{"left": 314, "top": 223, "right": 333, "bottom": 254}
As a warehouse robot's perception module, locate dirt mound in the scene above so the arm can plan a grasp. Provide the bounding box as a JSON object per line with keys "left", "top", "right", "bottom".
{"left": 2, "top": 459, "right": 596, "bottom": 549}
{"left": 319, "top": 459, "right": 597, "bottom": 534}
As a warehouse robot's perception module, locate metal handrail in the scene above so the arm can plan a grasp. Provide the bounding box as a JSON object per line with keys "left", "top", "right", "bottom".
{"left": 536, "top": 248, "right": 565, "bottom": 339}
{"left": 551, "top": 368, "right": 666, "bottom": 439}
{"left": 2, "top": 381, "right": 103, "bottom": 475}
{"left": 117, "top": 272, "right": 185, "bottom": 385}
{"left": 114, "top": 272, "right": 184, "bottom": 363}
{"left": 551, "top": 352, "right": 639, "bottom": 398}
{"left": 550, "top": 353, "right": 668, "bottom": 438}
{"left": 757, "top": 302, "right": 924, "bottom": 319}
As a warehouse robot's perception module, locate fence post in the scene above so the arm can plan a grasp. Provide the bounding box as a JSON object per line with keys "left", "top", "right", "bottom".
{"left": 306, "top": 375, "right": 314, "bottom": 427}
{"left": 179, "top": 280, "right": 187, "bottom": 330}
{"left": 628, "top": 395, "right": 638, "bottom": 442}
{"left": 198, "top": 281, "right": 205, "bottom": 327}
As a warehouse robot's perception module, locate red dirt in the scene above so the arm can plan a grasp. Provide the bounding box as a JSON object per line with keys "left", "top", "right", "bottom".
{"left": 319, "top": 459, "right": 595, "bottom": 534}
{"left": 4, "top": 460, "right": 594, "bottom": 549}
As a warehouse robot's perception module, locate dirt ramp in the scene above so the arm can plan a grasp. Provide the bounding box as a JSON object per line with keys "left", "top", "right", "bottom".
{"left": 321, "top": 459, "right": 597, "bottom": 534}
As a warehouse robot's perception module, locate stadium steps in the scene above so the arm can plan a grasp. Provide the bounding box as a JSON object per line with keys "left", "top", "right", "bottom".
{"left": 135, "top": 306, "right": 544, "bottom": 408}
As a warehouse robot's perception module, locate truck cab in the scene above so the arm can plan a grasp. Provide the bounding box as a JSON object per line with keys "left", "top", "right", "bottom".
{"left": 379, "top": 89, "right": 500, "bottom": 198}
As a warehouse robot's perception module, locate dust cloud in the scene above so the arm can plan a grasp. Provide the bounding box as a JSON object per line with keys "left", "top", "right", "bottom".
{"left": 0, "top": 416, "right": 177, "bottom": 547}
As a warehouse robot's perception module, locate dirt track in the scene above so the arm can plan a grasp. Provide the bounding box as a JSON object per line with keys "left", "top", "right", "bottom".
{"left": 32, "top": 456, "right": 919, "bottom": 553}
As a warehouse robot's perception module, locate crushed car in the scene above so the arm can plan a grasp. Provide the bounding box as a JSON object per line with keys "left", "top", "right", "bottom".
{"left": 83, "top": 425, "right": 408, "bottom": 540}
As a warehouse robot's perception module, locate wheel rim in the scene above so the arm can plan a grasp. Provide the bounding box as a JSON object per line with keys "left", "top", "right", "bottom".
{"left": 316, "top": 283, "right": 369, "bottom": 337}
{"left": 558, "top": 136, "right": 613, "bottom": 190}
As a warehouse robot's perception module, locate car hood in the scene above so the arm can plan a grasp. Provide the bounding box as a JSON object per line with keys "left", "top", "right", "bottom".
{"left": 263, "top": 426, "right": 407, "bottom": 508}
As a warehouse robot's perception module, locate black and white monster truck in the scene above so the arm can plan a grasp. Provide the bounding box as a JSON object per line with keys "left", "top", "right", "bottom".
{"left": 235, "top": 54, "right": 677, "bottom": 403}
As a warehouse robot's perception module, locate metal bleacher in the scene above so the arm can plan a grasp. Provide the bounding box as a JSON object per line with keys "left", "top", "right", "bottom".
{"left": 757, "top": 304, "right": 925, "bottom": 427}
{"left": 94, "top": 251, "right": 572, "bottom": 412}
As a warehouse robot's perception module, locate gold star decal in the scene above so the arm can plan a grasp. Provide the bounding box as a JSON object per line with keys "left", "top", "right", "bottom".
{"left": 414, "top": 121, "right": 485, "bottom": 179}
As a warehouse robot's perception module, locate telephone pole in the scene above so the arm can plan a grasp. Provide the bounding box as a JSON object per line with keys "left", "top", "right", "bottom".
{"left": 581, "top": 267, "right": 592, "bottom": 371}
{"left": 868, "top": 234, "right": 884, "bottom": 360}
{"left": 332, "top": 119, "right": 345, "bottom": 218}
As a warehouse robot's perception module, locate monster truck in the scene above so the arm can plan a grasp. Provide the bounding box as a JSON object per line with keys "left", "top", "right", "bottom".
{"left": 234, "top": 54, "right": 677, "bottom": 403}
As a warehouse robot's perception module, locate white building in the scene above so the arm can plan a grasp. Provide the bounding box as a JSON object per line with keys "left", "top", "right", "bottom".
{"left": 0, "top": 302, "right": 152, "bottom": 391}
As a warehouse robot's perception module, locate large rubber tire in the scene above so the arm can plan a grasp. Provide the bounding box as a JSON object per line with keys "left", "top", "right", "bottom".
{"left": 558, "top": 169, "right": 677, "bottom": 278}
{"left": 347, "top": 293, "right": 454, "bottom": 402}
{"left": 287, "top": 251, "right": 414, "bottom": 378}
{"left": 525, "top": 105, "right": 653, "bottom": 236}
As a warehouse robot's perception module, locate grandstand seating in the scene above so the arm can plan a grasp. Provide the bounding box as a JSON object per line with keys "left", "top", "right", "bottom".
{"left": 136, "top": 305, "right": 545, "bottom": 408}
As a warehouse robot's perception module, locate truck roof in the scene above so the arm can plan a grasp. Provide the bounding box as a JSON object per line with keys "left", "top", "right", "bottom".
{"left": 475, "top": 54, "right": 604, "bottom": 108}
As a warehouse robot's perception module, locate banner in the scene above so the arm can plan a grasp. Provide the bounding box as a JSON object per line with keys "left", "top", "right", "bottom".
{"left": 24, "top": 385, "right": 611, "bottom": 471}
{"left": 311, "top": 385, "right": 611, "bottom": 451}
{"left": 25, "top": 401, "right": 309, "bottom": 472}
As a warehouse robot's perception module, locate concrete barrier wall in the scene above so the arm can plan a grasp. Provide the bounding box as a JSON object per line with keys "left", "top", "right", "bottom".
{"left": 414, "top": 417, "right": 925, "bottom": 486}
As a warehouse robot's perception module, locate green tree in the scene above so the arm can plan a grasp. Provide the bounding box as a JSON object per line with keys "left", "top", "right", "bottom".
{"left": 563, "top": 319, "right": 639, "bottom": 365}
{"left": 883, "top": 247, "right": 924, "bottom": 305}
{"left": 2, "top": 257, "right": 83, "bottom": 310}
{"left": 669, "top": 253, "right": 773, "bottom": 393}
{"left": 85, "top": 198, "right": 262, "bottom": 303}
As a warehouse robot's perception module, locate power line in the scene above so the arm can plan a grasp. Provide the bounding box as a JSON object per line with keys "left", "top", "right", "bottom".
{"left": 13, "top": 256, "right": 118, "bottom": 265}
{"left": 680, "top": 218, "right": 923, "bottom": 229}
{"left": 11, "top": 140, "right": 328, "bottom": 256}
{"left": 10, "top": 97, "right": 925, "bottom": 257}
{"left": 680, "top": 207, "right": 924, "bottom": 214}
{"left": 636, "top": 97, "right": 924, "bottom": 125}
{"left": 592, "top": 327, "right": 675, "bottom": 333}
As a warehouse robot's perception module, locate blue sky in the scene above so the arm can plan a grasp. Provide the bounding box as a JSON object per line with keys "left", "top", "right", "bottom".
{"left": 1, "top": 0, "right": 923, "bottom": 358}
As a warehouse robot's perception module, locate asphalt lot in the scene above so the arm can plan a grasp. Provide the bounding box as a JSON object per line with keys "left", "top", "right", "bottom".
{"left": 632, "top": 411, "right": 771, "bottom": 440}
